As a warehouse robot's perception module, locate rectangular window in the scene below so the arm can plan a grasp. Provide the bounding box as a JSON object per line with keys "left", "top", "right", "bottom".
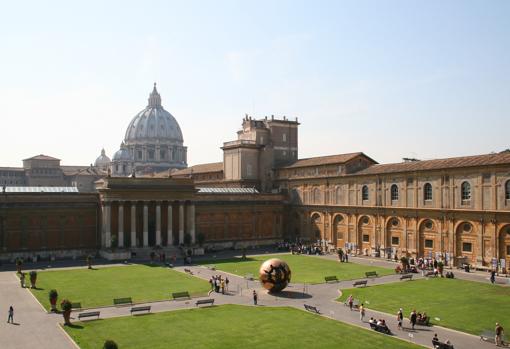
{"left": 137, "top": 151, "right": 142, "bottom": 159}
{"left": 507, "top": 245, "right": 510, "bottom": 256}
{"left": 282, "top": 133, "right": 287, "bottom": 142}
{"left": 160, "top": 150, "right": 166, "bottom": 159}
{"left": 283, "top": 150, "right": 287, "bottom": 156}
{"left": 362, "top": 234, "right": 370, "bottom": 242}
{"left": 148, "top": 150, "right": 155, "bottom": 160}
{"left": 391, "top": 236, "right": 400, "bottom": 245}
{"left": 425, "top": 239, "right": 433, "bottom": 248}
{"left": 247, "top": 164, "right": 252, "bottom": 176}
{"left": 462, "top": 242, "right": 472, "bottom": 252}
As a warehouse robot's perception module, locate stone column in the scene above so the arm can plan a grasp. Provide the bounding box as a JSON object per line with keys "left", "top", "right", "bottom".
{"left": 143, "top": 202, "right": 149, "bottom": 247}
{"left": 167, "top": 203, "right": 173, "bottom": 246}
{"left": 156, "top": 202, "right": 162, "bottom": 246}
{"left": 118, "top": 202, "right": 124, "bottom": 248}
{"left": 188, "top": 203, "right": 195, "bottom": 244}
{"left": 179, "top": 202, "right": 185, "bottom": 244}
{"left": 131, "top": 202, "right": 137, "bottom": 247}
{"left": 104, "top": 202, "right": 111, "bottom": 248}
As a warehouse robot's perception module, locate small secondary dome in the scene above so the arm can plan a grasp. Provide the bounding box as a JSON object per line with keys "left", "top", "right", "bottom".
{"left": 94, "top": 148, "right": 111, "bottom": 168}
{"left": 112, "top": 142, "right": 132, "bottom": 161}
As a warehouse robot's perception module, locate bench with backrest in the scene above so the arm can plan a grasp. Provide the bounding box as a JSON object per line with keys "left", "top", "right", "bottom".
{"left": 365, "top": 271, "right": 378, "bottom": 278}
{"left": 416, "top": 316, "right": 430, "bottom": 326}
{"left": 344, "top": 298, "right": 360, "bottom": 309}
{"left": 480, "top": 330, "right": 507, "bottom": 344}
{"left": 70, "top": 302, "right": 82, "bottom": 310}
{"left": 353, "top": 280, "right": 368, "bottom": 287}
{"left": 113, "top": 297, "right": 133, "bottom": 306}
{"left": 369, "top": 321, "right": 391, "bottom": 335}
{"left": 303, "top": 304, "right": 320, "bottom": 314}
{"left": 324, "top": 275, "right": 338, "bottom": 283}
{"left": 78, "top": 311, "right": 100, "bottom": 320}
{"left": 432, "top": 340, "right": 454, "bottom": 349}
{"left": 172, "top": 291, "right": 191, "bottom": 300}
{"left": 400, "top": 274, "right": 413, "bottom": 281}
{"left": 195, "top": 299, "right": 215, "bottom": 307}
{"left": 425, "top": 271, "right": 437, "bottom": 277}
{"left": 130, "top": 305, "right": 151, "bottom": 314}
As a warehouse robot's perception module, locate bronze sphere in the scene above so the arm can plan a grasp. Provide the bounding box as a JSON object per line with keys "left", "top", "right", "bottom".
{"left": 259, "top": 258, "right": 291, "bottom": 293}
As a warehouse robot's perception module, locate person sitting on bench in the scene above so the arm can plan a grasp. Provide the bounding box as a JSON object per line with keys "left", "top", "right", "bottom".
{"left": 368, "top": 317, "right": 375, "bottom": 325}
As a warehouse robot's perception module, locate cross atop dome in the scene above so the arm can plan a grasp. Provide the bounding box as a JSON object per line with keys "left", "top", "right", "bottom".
{"left": 148, "top": 82, "right": 162, "bottom": 107}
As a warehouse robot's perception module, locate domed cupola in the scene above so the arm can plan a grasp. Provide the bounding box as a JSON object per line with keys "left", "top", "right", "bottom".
{"left": 94, "top": 148, "right": 111, "bottom": 170}
{"left": 111, "top": 142, "right": 134, "bottom": 176}
{"left": 112, "top": 142, "right": 132, "bottom": 161}
{"left": 122, "top": 83, "right": 187, "bottom": 175}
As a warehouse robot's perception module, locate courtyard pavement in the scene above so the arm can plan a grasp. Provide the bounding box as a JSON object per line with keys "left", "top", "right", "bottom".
{"left": 0, "top": 252, "right": 505, "bottom": 349}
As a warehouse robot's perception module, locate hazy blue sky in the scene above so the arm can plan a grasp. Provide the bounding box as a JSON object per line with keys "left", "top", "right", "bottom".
{"left": 0, "top": 1, "right": 509, "bottom": 167}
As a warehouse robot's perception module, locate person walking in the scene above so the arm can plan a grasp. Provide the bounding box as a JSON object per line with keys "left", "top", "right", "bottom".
{"left": 410, "top": 310, "right": 417, "bottom": 330}
{"left": 7, "top": 306, "right": 13, "bottom": 324}
{"left": 348, "top": 295, "right": 354, "bottom": 311}
{"left": 397, "top": 308, "right": 403, "bottom": 330}
{"left": 253, "top": 290, "right": 258, "bottom": 305}
{"left": 359, "top": 303, "right": 365, "bottom": 322}
{"left": 495, "top": 323, "right": 504, "bottom": 346}
{"left": 491, "top": 271, "right": 496, "bottom": 284}
{"left": 225, "top": 277, "right": 229, "bottom": 292}
{"left": 220, "top": 279, "right": 225, "bottom": 294}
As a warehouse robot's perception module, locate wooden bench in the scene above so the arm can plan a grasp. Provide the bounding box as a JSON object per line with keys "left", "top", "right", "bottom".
{"left": 416, "top": 317, "right": 430, "bottom": 326}
{"left": 113, "top": 297, "right": 132, "bottom": 306}
{"left": 78, "top": 311, "right": 100, "bottom": 320}
{"left": 195, "top": 299, "right": 215, "bottom": 307}
{"left": 432, "top": 340, "right": 454, "bottom": 349}
{"left": 400, "top": 274, "right": 413, "bottom": 281}
{"left": 70, "top": 302, "right": 82, "bottom": 310}
{"left": 344, "top": 298, "right": 360, "bottom": 309}
{"left": 365, "top": 271, "right": 378, "bottom": 278}
{"left": 369, "top": 322, "right": 391, "bottom": 335}
{"left": 303, "top": 304, "right": 320, "bottom": 314}
{"left": 425, "top": 271, "right": 437, "bottom": 277}
{"left": 324, "top": 275, "right": 338, "bottom": 283}
{"left": 172, "top": 291, "right": 191, "bottom": 300}
{"left": 184, "top": 268, "right": 194, "bottom": 275}
{"left": 480, "top": 330, "right": 507, "bottom": 345}
{"left": 353, "top": 280, "right": 368, "bottom": 287}
{"left": 130, "top": 305, "right": 151, "bottom": 314}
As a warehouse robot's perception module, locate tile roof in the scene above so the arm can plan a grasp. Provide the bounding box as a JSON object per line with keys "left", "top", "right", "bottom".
{"left": 280, "top": 152, "right": 376, "bottom": 169}
{"left": 197, "top": 187, "right": 259, "bottom": 194}
{"left": 3, "top": 186, "right": 79, "bottom": 193}
{"left": 172, "top": 162, "right": 223, "bottom": 176}
{"left": 23, "top": 154, "right": 60, "bottom": 161}
{"left": 0, "top": 167, "right": 24, "bottom": 171}
{"left": 354, "top": 151, "right": 510, "bottom": 176}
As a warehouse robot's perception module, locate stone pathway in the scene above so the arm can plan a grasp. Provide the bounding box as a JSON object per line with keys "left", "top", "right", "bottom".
{"left": 0, "top": 255, "right": 502, "bottom": 349}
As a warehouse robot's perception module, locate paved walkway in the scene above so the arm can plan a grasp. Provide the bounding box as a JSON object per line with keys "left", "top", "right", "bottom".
{"left": 0, "top": 253, "right": 503, "bottom": 349}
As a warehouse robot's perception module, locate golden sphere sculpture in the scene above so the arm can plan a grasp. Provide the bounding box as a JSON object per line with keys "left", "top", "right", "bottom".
{"left": 259, "top": 258, "right": 291, "bottom": 293}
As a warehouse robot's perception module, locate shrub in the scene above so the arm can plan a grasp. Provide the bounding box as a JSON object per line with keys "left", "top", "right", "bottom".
{"left": 103, "top": 340, "right": 119, "bottom": 349}
{"left": 49, "top": 289, "right": 58, "bottom": 299}
{"left": 30, "top": 270, "right": 37, "bottom": 278}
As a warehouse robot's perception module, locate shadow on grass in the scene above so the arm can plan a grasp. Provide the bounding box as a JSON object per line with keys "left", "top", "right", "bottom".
{"left": 65, "top": 323, "right": 85, "bottom": 329}
{"left": 133, "top": 312, "right": 155, "bottom": 317}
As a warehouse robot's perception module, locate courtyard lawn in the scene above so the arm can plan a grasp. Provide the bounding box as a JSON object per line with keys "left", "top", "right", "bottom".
{"left": 201, "top": 254, "right": 392, "bottom": 284}
{"left": 29, "top": 264, "right": 210, "bottom": 310}
{"left": 64, "top": 304, "right": 421, "bottom": 349}
{"left": 338, "top": 277, "right": 510, "bottom": 335}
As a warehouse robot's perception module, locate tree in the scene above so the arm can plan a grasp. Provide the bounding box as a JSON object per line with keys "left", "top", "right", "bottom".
{"left": 103, "top": 340, "right": 119, "bottom": 349}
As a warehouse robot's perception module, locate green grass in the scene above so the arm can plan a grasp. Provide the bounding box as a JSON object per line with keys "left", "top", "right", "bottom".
{"left": 64, "top": 304, "right": 421, "bottom": 349}
{"left": 29, "top": 264, "right": 210, "bottom": 310}
{"left": 338, "top": 277, "right": 510, "bottom": 335}
{"left": 201, "top": 254, "right": 392, "bottom": 284}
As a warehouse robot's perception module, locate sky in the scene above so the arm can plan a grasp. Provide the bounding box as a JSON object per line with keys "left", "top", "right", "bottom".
{"left": 0, "top": 0, "right": 509, "bottom": 167}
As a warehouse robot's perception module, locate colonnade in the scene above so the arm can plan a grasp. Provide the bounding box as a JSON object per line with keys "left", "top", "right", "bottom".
{"left": 101, "top": 200, "right": 195, "bottom": 249}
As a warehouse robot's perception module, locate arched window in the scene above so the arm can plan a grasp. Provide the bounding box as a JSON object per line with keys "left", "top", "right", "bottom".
{"left": 424, "top": 183, "right": 433, "bottom": 201}
{"left": 461, "top": 181, "right": 471, "bottom": 201}
{"left": 313, "top": 188, "right": 321, "bottom": 204}
{"left": 506, "top": 180, "right": 510, "bottom": 200}
{"left": 362, "top": 185, "right": 369, "bottom": 201}
{"left": 335, "top": 187, "right": 342, "bottom": 204}
{"left": 391, "top": 184, "right": 399, "bottom": 201}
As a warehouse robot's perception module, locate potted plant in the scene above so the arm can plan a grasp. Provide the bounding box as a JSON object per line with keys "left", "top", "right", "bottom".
{"left": 49, "top": 289, "right": 58, "bottom": 312}
{"left": 61, "top": 299, "right": 72, "bottom": 325}
{"left": 437, "top": 261, "right": 444, "bottom": 277}
{"left": 16, "top": 258, "right": 23, "bottom": 274}
{"left": 337, "top": 248, "right": 344, "bottom": 262}
{"left": 103, "top": 340, "right": 118, "bottom": 349}
{"left": 400, "top": 256, "right": 409, "bottom": 272}
{"left": 86, "top": 255, "right": 92, "bottom": 269}
{"left": 29, "top": 270, "right": 37, "bottom": 288}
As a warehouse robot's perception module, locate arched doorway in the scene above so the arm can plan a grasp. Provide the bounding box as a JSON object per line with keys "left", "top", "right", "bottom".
{"left": 455, "top": 221, "right": 477, "bottom": 264}
{"left": 310, "top": 213, "right": 323, "bottom": 242}
{"left": 386, "top": 217, "right": 404, "bottom": 258}
{"left": 498, "top": 224, "right": 510, "bottom": 270}
{"left": 357, "top": 215, "right": 373, "bottom": 254}
{"left": 418, "top": 219, "right": 440, "bottom": 259}
{"left": 332, "top": 214, "right": 347, "bottom": 249}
